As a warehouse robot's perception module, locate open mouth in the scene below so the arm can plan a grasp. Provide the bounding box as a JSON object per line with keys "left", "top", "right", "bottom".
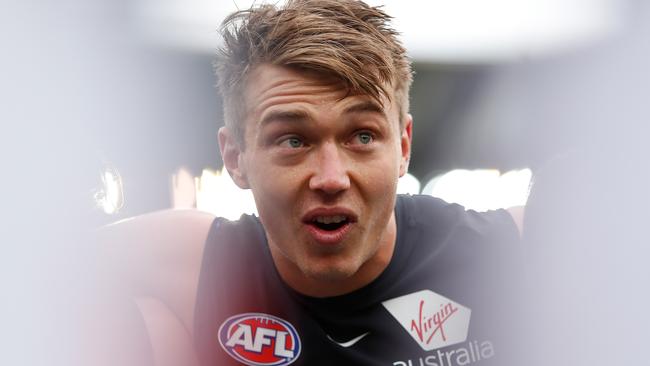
{"left": 310, "top": 215, "right": 350, "bottom": 231}
{"left": 302, "top": 209, "right": 357, "bottom": 244}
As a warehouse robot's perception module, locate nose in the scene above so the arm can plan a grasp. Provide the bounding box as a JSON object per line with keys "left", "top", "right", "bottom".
{"left": 308, "top": 142, "right": 351, "bottom": 195}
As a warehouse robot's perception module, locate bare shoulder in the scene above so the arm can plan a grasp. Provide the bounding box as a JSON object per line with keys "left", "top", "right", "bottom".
{"left": 98, "top": 209, "right": 215, "bottom": 271}
{"left": 97, "top": 209, "right": 216, "bottom": 338}
{"left": 100, "top": 209, "right": 215, "bottom": 243}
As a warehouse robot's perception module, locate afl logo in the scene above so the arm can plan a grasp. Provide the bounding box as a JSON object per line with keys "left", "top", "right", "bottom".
{"left": 218, "top": 313, "right": 301, "bottom": 366}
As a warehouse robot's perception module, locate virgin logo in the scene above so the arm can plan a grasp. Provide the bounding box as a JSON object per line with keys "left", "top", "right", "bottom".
{"left": 383, "top": 290, "right": 471, "bottom": 351}
{"left": 411, "top": 300, "right": 459, "bottom": 344}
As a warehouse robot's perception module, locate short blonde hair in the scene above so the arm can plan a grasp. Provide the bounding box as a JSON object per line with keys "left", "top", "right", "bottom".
{"left": 215, "top": 0, "right": 413, "bottom": 146}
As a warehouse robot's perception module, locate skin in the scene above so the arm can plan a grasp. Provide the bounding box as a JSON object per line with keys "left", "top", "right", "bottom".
{"left": 219, "top": 64, "right": 412, "bottom": 297}
{"left": 99, "top": 64, "right": 522, "bottom": 364}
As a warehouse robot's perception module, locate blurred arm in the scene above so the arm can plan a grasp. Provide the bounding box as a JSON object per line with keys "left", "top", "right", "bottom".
{"left": 96, "top": 209, "right": 214, "bottom": 338}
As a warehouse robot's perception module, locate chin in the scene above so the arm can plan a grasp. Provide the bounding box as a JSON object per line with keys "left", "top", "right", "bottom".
{"left": 302, "top": 262, "right": 359, "bottom": 282}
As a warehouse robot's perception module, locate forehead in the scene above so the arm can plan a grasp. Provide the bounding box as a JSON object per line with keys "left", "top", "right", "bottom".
{"left": 241, "top": 64, "right": 397, "bottom": 125}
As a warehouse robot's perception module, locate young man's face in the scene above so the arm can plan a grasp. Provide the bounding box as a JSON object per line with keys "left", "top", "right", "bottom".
{"left": 219, "top": 64, "right": 411, "bottom": 296}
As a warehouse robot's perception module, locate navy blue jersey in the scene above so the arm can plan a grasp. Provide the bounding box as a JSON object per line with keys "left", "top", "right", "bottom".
{"left": 194, "top": 195, "right": 521, "bottom": 366}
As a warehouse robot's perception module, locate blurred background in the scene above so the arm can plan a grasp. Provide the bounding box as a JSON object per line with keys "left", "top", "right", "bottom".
{"left": 1, "top": 0, "right": 648, "bottom": 365}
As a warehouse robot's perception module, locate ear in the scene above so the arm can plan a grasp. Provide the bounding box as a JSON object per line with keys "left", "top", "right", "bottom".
{"left": 218, "top": 127, "right": 250, "bottom": 189}
{"left": 399, "top": 114, "right": 413, "bottom": 177}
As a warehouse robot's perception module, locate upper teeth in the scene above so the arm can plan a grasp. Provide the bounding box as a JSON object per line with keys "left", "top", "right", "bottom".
{"left": 314, "top": 215, "right": 347, "bottom": 224}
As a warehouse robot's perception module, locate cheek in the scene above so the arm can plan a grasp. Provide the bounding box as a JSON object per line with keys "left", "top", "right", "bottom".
{"left": 355, "top": 152, "right": 401, "bottom": 190}
{"left": 246, "top": 158, "right": 304, "bottom": 215}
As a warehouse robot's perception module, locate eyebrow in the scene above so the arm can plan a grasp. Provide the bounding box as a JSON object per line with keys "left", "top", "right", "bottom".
{"left": 344, "top": 100, "right": 387, "bottom": 119}
{"left": 259, "top": 110, "right": 310, "bottom": 126}
{"left": 344, "top": 100, "right": 383, "bottom": 114}
{"left": 259, "top": 100, "right": 386, "bottom": 126}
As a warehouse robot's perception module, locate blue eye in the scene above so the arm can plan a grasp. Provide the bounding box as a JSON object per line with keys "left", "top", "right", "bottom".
{"left": 356, "top": 132, "right": 374, "bottom": 145}
{"left": 282, "top": 137, "right": 304, "bottom": 148}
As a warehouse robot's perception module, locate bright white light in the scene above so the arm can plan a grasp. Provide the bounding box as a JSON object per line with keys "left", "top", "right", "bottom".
{"left": 195, "top": 167, "right": 258, "bottom": 220}
{"left": 422, "top": 168, "right": 531, "bottom": 211}
{"left": 193, "top": 168, "right": 420, "bottom": 218}
{"left": 171, "top": 166, "right": 197, "bottom": 209}
{"left": 95, "top": 166, "right": 124, "bottom": 214}
{"left": 372, "top": 0, "right": 623, "bottom": 62}
{"left": 132, "top": 0, "right": 259, "bottom": 51}
{"left": 132, "top": 0, "right": 623, "bottom": 62}
{"left": 397, "top": 173, "right": 421, "bottom": 195}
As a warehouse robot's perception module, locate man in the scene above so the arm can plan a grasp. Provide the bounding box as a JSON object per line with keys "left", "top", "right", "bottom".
{"left": 102, "top": 1, "right": 522, "bottom": 365}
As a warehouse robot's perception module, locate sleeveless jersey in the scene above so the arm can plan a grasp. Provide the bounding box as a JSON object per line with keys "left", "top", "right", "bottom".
{"left": 194, "top": 194, "right": 521, "bottom": 366}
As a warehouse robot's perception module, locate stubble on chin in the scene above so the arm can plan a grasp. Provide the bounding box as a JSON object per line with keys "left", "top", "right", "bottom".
{"left": 301, "top": 262, "right": 358, "bottom": 283}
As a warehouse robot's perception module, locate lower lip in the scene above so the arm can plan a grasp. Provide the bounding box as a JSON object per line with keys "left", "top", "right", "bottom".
{"left": 304, "top": 222, "right": 353, "bottom": 245}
